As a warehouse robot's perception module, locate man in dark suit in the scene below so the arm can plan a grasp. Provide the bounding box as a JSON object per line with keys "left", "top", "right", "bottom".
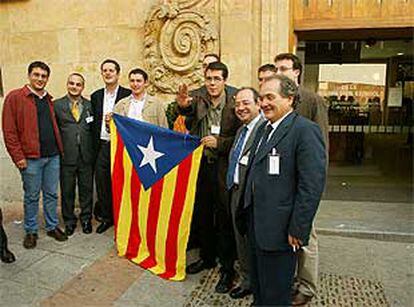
{"left": 226, "top": 87, "right": 264, "bottom": 299}
{"left": 91, "top": 59, "right": 131, "bottom": 234}
{"left": 177, "top": 62, "right": 241, "bottom": 293}
{"left": 274, "top": 53, "right": 329, "bottom": 306}
{"left": 54, "top": 73, "right": 94, "bottom": 235}
{"left": 243, "top": 75, "right": 326, "bottom": 306}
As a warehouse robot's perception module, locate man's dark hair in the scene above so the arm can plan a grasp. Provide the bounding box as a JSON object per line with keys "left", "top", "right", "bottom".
{"left": 203, "top": 53, "right": 220, "bottom": 62}
{"left": 100, "top": 59, "right": 121, "bottom": 73}
{"left": 264, "top": 75, "right": 299, "bottom": 108}
{"left": 68, "top": 72, "right": 85, "bottom": 83}
{"left": 258, "top": 63, "right": 277, "bottom": 74}
{"left": 28, "top": 61, "right": 50, "bottom": 76}
{"left": 205, "top": 62, "right": 229, "bottom": 80}
{"left": 128, "top": 68, "right": 148, "bottom": 81}
{"left": 235, "top": 87, "right": 259, "bottom": 102}
{"left": 274, "top": 53, "right": 302, "bottom": 73}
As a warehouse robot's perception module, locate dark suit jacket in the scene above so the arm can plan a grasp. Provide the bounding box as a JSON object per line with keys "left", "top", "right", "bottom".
{"left": 90, "top": 86, "right": 131, "bottom": 147}
{"left": 229, "top": 116, "right": 264, "bottom": 196}
{"left": 54, "top": 95, "right": 94, "bottom": 165}
{"left": 244, "top": 112, "right": 326, "bottom": 251}
{"left": 229, "top": 116, "right": 265, "bottom": 234}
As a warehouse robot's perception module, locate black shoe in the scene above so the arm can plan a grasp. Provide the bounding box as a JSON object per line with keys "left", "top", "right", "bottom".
{"left": 186, "top": 259, "right": 216, "bottom": 274}
{"left": 230, "top": 286, "right": 252, "bottom": 299}
{"left": 65, "top": 224, "right": 76, "bottom": 236}
{"left": 81, "top": 221, "right": 93, "bottom": 234}
{"left": 96, "top": 221, "right": 113, "bottom": 234}
{"left": 23, "top": 233, "right": 37, "bottom": 249}
{"left": 215, "top": 271, "right": 234, "bottom": 293}
{"left": 47, "top": 227, "right": 68, "bottom": 241}
{"left": 0, "top": 247, "right": 15, "bottom": 263}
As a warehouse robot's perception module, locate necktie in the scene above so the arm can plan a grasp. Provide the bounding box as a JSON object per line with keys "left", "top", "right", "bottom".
{"left": 71, "top": 101, "right": 80, "bottom": 122}
{"left": 256, "top": 124, "right": 273, "bottom": 155}
{"left": 226, "top": 126, "right": 248, "bottom": 190}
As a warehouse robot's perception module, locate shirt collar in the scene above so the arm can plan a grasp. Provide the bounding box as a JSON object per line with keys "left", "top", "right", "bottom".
{"left": 104, "top": 85, "right": 119, "bottom": 97}
{"left": 245, "top": 113, "right": 262, "bottom": 131}
{"left": 26, "top": 85, "right": 48, "bottom": 99}
{"left": 268, "top": 110, "right": 293, "bottom": 130}
{"left": 130, "top": 93, "right": 146, "bottom": 103}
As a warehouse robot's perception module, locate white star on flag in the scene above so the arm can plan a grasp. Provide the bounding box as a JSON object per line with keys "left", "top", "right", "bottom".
{"left": 137, "top": 136, "right": 165, "bottom": 173}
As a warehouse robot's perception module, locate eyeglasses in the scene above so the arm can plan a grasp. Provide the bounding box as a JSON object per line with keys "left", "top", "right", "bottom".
{"left": 275, "top": 66, "right": 294, "bottom": 73}
{"left": 205, "top": 76, "right": 224, "bottom": 83}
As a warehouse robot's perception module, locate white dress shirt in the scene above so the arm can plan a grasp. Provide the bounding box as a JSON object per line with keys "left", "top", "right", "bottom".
{"left": 100, "top": 85, "right": 119, "bottom": 141}
{"left": 127, "top": 94, "right": 146, "bottom": 121}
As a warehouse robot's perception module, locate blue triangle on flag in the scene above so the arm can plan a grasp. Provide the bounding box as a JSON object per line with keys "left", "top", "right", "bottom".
{"left": 113, "top": 114, "right": 201, "bottom": 190}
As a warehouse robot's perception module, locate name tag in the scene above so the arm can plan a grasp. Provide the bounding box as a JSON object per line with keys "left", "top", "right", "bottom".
{"left": 211, "top": 125, "right": 220, "bottom": 135}
{"left": 239, "top": 155, "right": 249, "bottom": 166}
{"left": 86, "top": 116, "right": 94, "bottom": 124}
{"left": 268, "top": 148, "right": 280, "bottom": 175}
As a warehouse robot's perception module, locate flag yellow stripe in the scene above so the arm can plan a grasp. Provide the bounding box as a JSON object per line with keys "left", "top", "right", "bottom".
{"left": 116, "top": 149, "right": 133, "bottom": 257}
{"left": 171, "top": 146, "right": 203, "bottom": 280}
{"left": 149, "top": 167, "right": 178, "bottom": 275}
{"left": 131, "top": 181, "right": 151, "bottom": 263}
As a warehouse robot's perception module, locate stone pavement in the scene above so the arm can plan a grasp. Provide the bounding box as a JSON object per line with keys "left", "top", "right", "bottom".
{"left": 1, "top": 199, "right": 413, "bottom": 307}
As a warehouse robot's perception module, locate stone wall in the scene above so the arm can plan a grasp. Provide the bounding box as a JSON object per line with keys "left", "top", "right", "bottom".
{"left": 0, "top": 0, "right": 290, "bottom": 101}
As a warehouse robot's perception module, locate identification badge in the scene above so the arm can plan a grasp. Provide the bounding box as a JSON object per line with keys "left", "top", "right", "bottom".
{"left": 268, "top": 148, "right": 280, "bottom": 175}
{"left": 211, "top": 125, "right": 221, "bottom": 135}
{"left": 86, "top": 116, "right": 94, "bottom": 124}
{"left": 239, "top": 155, "right": 249, "bottom": 166}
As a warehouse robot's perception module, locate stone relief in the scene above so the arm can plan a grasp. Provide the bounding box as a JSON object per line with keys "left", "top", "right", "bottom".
{"left": 144, "top": 0, "right": 218, "bottom": 95}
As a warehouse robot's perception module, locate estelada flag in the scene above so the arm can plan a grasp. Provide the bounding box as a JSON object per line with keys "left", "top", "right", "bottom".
{"left": 110, "top": 114, "right": 203, "bottom": 281}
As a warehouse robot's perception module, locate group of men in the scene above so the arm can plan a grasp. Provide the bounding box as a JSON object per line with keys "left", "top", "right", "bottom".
{"left": 1, "top": 52, "right": 328, "bottom": 306}
{"left": 1, "top": 59, "right": 166, "bottom": 249}
{"left": 177, "top": 53, "right": 328, "bottom": 306}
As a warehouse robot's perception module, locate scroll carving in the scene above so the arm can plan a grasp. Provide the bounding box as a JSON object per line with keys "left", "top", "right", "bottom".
{"left": 144, "top": 1, "right": 218, "bottom": 95}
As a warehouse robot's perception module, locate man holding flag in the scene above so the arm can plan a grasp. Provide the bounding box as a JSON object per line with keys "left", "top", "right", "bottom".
{"left": 176, "top": 62, "right": 241, "bottom": 293}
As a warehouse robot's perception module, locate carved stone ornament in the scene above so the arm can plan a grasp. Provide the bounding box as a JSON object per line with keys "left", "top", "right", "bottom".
{"left": 144, "top": 1, "right": 218, "bottom": 95}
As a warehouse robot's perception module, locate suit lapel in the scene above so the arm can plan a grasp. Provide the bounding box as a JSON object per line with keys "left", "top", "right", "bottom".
{"left": 241, "top": 117, "right": 264, "bottom": 157}
{"left": 254, "top": 112, "right": 297, "bottom": 163}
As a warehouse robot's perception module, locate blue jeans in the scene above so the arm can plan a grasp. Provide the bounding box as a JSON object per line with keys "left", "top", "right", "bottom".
{"left": 20, "top": 155, "right": 60, "bottom": 234}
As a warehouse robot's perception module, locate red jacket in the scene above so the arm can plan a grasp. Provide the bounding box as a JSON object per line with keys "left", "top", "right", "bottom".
{"left": 2, "top": 85, "right": 63, "bottom": 164}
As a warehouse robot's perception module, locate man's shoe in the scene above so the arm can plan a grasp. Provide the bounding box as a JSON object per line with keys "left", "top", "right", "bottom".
{"left": 229, "top": 286, "right": 252, "bottom": 299}
{"left": 292, "top": 292, "right": 313, "bottom": 306}
{"left": 81, "top": 221, "right": 93, "bottom": 234}
{"left": 215, "top": 271, "right": 234, "bottom": 293}
{"left": 96, "top": 222, "right": 113, "bottom": 234}
{"left": 185, "top": 259, "right": 216, "bottom": 275}
{"left": 47, "top": 228, "right": 68, "bottom": 242}
{"left": 65, "top": 224, "right": 76, "bottom": 236}
{"left": 0, "top": 247, "right": 16, "bottom": 263}
{"left": 23, "top": 233, "right": 37, "bottom": 249}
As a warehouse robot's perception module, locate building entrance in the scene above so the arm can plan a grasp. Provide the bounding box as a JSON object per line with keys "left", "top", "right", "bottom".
{"left": 299, "top": 38, "right": 413, "bottom": 203}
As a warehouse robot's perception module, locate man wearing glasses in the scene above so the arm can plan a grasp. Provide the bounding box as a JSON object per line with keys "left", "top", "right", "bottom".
{"left": 176, "top": 62, "right": 241, "bottom": 294}
{"left": 274, "top": 53, "right": 329, "bottom": 306}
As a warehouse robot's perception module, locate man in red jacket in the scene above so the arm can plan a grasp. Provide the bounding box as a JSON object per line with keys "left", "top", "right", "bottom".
{"left": 2, "top": 61, "right": 67, "bottom": 249}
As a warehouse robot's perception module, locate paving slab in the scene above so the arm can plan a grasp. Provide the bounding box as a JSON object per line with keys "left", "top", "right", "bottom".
{"left": 316, "top": 200, "right": 414, "bottom": 241}
{"left": 0, "top": 279, "right": 53, "bottom": 307}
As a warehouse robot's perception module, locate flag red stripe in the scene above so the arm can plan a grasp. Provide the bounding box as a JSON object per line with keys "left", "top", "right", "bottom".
{"left": 125, "top": 167, "right": 141, "bottom": 259}
{"left": 139, "top": 179, "right": 164, "bottom": 269}
{"left": 158, "top": 153, "right": 193, "bottom": 279}
{"left": 112, "top": 131, "right": 125, "bottom": 236}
